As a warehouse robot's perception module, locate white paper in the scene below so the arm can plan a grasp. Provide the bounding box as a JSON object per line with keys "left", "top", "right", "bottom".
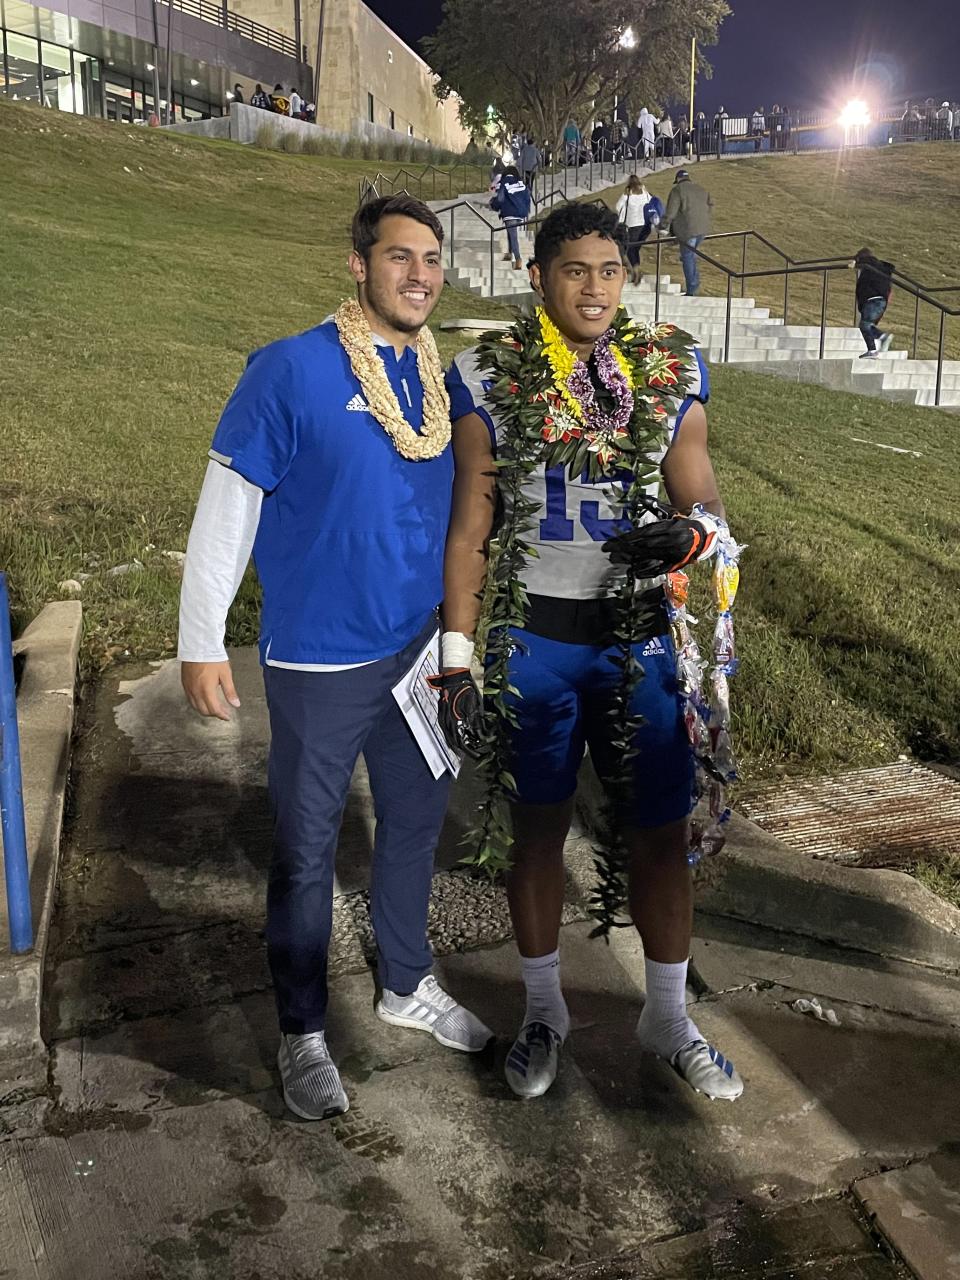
{"left": 391, "top": 630, "right": 462, "bottom": 780}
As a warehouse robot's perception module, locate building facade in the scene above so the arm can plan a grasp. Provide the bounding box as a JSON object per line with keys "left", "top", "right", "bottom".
{"left": 0, "top": 0, "right": 307, "bottom": 122}
{"left": 229, "top": 0, "right": 470, "bottom": 150}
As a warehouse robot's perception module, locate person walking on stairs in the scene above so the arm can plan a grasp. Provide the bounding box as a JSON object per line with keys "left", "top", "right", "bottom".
{"left": 852, "top": 247, "right": 895, "bottom": 358}
{"left": 490, "top": 166, "right": 532, "bottom": 271}
{"left": 662, "top": 168, "right": 713, "bottom": 296}
{"left": 616, "top": 175, "right": 663, "bottom": 285}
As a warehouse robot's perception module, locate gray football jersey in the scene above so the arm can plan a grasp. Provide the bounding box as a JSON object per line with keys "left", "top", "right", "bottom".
{"left": 446, "top": 345, "right": 709, "bottom": 600}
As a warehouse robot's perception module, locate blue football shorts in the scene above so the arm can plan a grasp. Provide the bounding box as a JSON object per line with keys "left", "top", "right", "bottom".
{"left": 498, "top": 627, "right": 695, "bottom": 828}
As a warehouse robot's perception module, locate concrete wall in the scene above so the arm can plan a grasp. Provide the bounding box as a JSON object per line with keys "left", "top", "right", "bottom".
{"left": 226, "top": 0, "right": 470, "bottom": 150}
{"left": 167, "top": 101, "right": 460, "bottom": 153}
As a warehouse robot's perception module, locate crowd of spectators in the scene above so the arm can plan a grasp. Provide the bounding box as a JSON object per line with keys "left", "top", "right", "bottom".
{"left": 900, "top": 99, "right": 960, "bottom": 141}
{"left": 232, "top": 82, "right": 317, "bottom": 123}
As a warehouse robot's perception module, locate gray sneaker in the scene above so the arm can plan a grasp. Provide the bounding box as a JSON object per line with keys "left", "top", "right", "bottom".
{"left": 277, "top": 1031, "right": 349, "bottom": 1120}
{"left": 504, "top": 1021, "right": 563, "bottom": 1099}
{"left": 377, "top": 974, "right": 492, "bottom": 1052}
{"left": 671, "top": 1039, "right": 744, "bottom": 1101}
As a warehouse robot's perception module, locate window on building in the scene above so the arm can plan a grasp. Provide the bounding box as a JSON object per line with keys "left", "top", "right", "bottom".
{"left": 407, "top": 124, "right": 413, "bottom": 137}
{"left": 40, "top": 41, "right": 73, "bottom": 112}
{"left": 4, "top": 31, "right": 41, "bottom": 103}
{"left": 367, "top": 91, "right": 374, "bottom": 123}
{"left": 388, "top": 108, "right": 394, "bottom": 130}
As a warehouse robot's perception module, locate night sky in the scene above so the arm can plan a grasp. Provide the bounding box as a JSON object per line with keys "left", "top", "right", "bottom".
{"left": 365, "top": 0, "right": 957, "bottom": 114}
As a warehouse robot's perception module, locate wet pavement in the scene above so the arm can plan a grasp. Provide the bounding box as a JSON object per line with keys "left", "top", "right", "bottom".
{"left": 1, "top": 651, "right": 958, "bottom": 1279}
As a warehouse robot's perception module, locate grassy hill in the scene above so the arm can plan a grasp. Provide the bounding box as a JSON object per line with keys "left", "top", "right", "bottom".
{"left": 1, "top": 100, "right": 959, "bottom": 808}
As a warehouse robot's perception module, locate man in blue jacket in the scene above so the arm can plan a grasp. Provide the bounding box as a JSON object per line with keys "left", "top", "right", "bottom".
{"left": 178, "top": 194, "right": 491, "bottom": 1121}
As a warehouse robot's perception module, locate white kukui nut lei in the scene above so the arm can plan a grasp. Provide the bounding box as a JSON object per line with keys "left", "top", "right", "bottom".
{"left": 334, "top": 298, "right": 451, "bottom": 461}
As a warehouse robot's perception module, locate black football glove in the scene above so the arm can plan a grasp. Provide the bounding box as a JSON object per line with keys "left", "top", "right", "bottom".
{"left": 602, "top": 514, "right": 717, "bottom": 578}
{"left": 426, "top": 669, "right": 484, "bottom": 759}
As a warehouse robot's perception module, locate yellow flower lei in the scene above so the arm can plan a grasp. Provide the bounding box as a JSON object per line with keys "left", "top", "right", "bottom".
{"left": 334, "top": 298, "right": 451, "bottom": 461}
{"left": 537, "top": 308, "right": 636, "bottom": 424}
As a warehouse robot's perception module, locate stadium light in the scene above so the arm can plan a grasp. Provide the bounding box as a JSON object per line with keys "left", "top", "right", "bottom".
{"left": 839, "top": 98, "right": 870, "bottom": 129}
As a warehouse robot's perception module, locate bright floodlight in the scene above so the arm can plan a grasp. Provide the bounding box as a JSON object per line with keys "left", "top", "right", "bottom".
{"left": 619, "top": 26, "right": 637, "bottom": 49}
{"left": 839, "top": 99, "right": 870, "bottom": 128}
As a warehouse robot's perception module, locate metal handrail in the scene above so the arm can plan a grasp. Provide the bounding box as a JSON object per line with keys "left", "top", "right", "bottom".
{"left": 154, "top": 0, "right": 299, "bottom": 59}
{"left": 359, "top": 163, "right": 490, "bottom": 205}
{"left": 649, "top": 233, "right": 957, "bottom": 405}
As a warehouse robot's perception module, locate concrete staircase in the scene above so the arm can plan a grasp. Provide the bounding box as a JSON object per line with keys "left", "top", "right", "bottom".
{"left": 430, "top": 194, "right": 958, "bottom": 412}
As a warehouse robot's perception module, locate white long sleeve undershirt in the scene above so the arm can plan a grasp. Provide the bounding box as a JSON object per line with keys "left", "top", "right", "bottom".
{"left": 177, "top": 460, "right": 371, "bottom": 671}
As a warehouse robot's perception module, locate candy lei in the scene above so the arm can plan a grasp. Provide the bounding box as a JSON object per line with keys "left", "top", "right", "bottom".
{"left": 664, "top": 520, "right": 744, "bottom": 867}
{"left": 334, "top": 298, "right": 451, "bottom": 461}
{"left": 468, "top": 306, "right": 741, "bottom": 937}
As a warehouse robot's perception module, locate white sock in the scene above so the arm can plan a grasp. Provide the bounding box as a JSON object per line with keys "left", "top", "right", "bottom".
{"left": 635, "top": 958, "right": 700, "bottom": 1060}
{"left": 520, "top": 950, "right": 570, "bottom": 1041}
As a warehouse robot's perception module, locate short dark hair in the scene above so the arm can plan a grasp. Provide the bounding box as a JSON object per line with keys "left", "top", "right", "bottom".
{"left": 351, "top": 193, "right": 444, "bottom": 261}
{"left": 533, "top": 201, "right": 626, "bottom": 272}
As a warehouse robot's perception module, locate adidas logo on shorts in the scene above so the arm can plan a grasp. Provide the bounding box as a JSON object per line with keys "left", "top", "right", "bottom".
{"left": 345, "top": 393, "right": 370, "bottom": 412}
{"left": 641, "top": 637, "right": 666, "bottom": 657}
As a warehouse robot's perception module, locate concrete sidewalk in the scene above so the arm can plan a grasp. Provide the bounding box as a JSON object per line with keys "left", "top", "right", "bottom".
{"left": 1, "top": 649, "right": 958, "bottom": 1279}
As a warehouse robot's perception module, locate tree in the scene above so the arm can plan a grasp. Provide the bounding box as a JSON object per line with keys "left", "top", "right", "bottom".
{"left": 424, "top": 0, "right": 731, "bottom": 152}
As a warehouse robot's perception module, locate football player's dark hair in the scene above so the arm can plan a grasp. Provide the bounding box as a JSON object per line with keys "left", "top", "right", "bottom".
{"left": 533, "top": 201, "right": 627, "bottom": 273}
{"left": 351, "top": 194, "right": 444, "bottom": 261}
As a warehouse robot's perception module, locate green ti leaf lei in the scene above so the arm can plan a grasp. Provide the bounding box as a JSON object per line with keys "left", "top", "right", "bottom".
{"left": 463, "top": 306, "right": 700, "bottom": 939}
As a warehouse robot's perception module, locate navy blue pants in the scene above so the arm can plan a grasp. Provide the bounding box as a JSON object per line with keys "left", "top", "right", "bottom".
{"left": 262, "top": 624, "right": 450, "bottom": 1034}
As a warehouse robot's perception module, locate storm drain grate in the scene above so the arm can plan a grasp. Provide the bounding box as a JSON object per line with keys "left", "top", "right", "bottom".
{"left": 740, "top": 763, "right": 960, "bottom": 869}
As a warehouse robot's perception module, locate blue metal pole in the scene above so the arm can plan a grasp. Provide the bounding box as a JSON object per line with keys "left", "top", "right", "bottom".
{"left": 0, "top": 574, "right": 32, "bottom": 954}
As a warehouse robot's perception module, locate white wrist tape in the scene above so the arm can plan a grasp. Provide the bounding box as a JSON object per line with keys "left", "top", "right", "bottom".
{"left": 689, "top": 505, "right": 729, "bottom": 561}
{"left": 441, "top": 631, "right": 476, "bottom": 669}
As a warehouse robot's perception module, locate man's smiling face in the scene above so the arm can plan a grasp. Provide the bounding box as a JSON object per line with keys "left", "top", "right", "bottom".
{"left": 531, "top": 232, "right": 627, "bottom": 352}
{"left": 350, "top": 213, "right": 444, "bottom": 340}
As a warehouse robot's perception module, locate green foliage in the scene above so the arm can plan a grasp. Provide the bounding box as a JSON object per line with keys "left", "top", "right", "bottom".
{"left": 468, "top": 308, "right": 701, "bottom": 936}
{"left": 425, "top": 0, "right": 730, "bottom": 149}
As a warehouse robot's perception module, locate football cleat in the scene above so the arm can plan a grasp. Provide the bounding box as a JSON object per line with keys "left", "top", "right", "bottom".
{"left": 671, "top": 1039, "right": 744, "bottom": 1101}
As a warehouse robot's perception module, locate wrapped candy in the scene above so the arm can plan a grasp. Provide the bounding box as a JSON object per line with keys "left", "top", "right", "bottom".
{"left": 682, "top": 532, "right": 746, "bottom": 866}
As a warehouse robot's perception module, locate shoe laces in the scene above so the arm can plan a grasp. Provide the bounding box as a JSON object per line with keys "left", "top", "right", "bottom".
{"left": 414, "top": 974, "right": 456, "bottom": 1013}
{"left": 287, "top": 1031, "right": 332, "bottom": 1069}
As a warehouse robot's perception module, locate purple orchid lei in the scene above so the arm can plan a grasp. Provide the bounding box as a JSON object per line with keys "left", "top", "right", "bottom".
{"left": 565, "top": 329, "right": 635, "bottom": 436}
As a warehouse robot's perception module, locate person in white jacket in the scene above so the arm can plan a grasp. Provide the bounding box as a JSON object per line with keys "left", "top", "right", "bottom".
{"left": 638, "top": 107, "right": 656, "bottom": 160}
{"left": 616, "top": 175, "right": 658, "bottom": 284}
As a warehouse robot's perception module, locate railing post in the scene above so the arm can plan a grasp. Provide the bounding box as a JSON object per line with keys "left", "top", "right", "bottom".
{"left": 740, "top": 233, "right": 747, "bottom": 299}
{"left": 936, "top": 310, "right": 945, "bottom": 407}
{"left": 654, "top": 237, "right": 662, "bottom": 324}
{"left": 449, "top": 203, "right": 455, "bottom": 270}
{"left": 819, "top": 269, "right": 829, "bottom": 360}
{"left": 783, "top": 267, "right": 790, "bottom": 326}
{"left": 489, "top": 227, "right": 495, "bottom": 299}
{"left": 724, "top": 274, "right": 732, "bottom": 363}
{"left": 0, "top": 573, "right": 32, "bottom": 955}
{"left": 913, "top": 292, "right": 920, "bottom": 359}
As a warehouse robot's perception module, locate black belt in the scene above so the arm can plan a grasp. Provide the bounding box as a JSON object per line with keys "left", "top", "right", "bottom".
{"left": 523, "top": 589, "right": 666, "bottom": 646}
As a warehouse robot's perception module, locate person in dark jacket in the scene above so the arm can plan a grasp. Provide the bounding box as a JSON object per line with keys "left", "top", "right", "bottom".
{"left": 490, "top": 166, "right": 532, "bottom": 270}
{"left": 852, "top": 248, "right": 895, "bottom": 358}
{"left": 663, "top": 169, "right": 713, "bottom": 295}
